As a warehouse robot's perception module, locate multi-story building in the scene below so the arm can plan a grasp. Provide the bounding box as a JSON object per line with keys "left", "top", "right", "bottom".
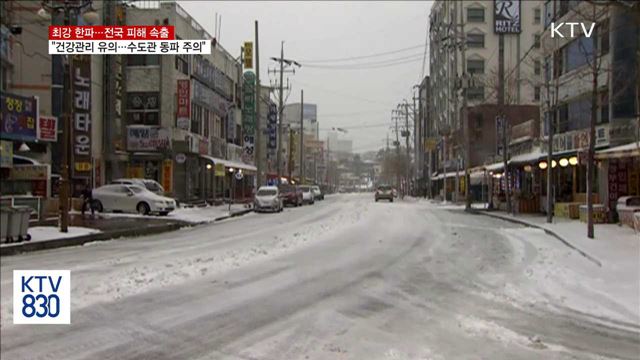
{"left": 539, "top": 0, "right": 639, "bottom": 215}
{"left": 281, "top": 102, "right": 319, "bottom": 182}
{"left": 428, "top": 0, "right": 544, "bottom": 200}
{"left": 123, "top": 1, "right": 249, "bottom": 202}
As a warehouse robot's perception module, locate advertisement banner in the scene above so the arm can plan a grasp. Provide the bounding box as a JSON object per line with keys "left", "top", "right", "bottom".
{"left": 177, "top": 79, "right": 190, "bottom": 130}
{"left": 243, "top": 41, "right": 253, "bottom": 69}
{"left": 494, "top": 0, "right": 521, "bottom": 34}
{"left": 9, "top": 164, "right": 49, "bottom": 180}
{"left": 127, "top": 126, "right": 170, "bottom": 151}
{"left": 267, "top": 103, "right": 278, "bottom": 156}
{"left": 192, "top": 79, "right": 229, "bottom": 117}
{"left": 1, "top": 93, "right": 38, "bottom": 142}
{"left": 215, "top": 163, "right": 225, "bottom": 177}
{"left": 162, "top": 159, "right": 172, "bottom": 193}
{"left": 37, "top": 115, "right": 58, "bottom": 142}
{"left": 0, "top": 140, "right": 13, "bottom": 168}
{"left": 242, "top": 71, "right": 256, "bottom": 163}
{"left": 72, "top": 55, "right": 92, "bottom": 178}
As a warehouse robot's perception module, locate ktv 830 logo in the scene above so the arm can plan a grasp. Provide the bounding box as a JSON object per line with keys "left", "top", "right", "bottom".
{"left": 13, "top": 270, "right": 70, "bottom": 324}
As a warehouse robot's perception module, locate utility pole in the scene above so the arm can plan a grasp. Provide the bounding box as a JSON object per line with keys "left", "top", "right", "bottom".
{"left": 460, "top": 2, "right": 471, "bottom": 211}
{"left": 270, "top": 43, "right": 299, "bottom": 185}
{"left": 254, "top": 20, "right": 263, "bottom": 187}
{"left": 277, "top": 42, "right": 284, "bottom": 185}
{"left": 300, "top": 89, "right": 304, "bottom": 184}
{"left": 404, "top": 103, "right": 410, "bottom": 197}
{"left": 498, "top": 33, "right": 511, "bottom": 214}
{"left": 288, "top": 127, "right": 293, "bottom": 181}
{"left": 394, "top": 111, "right": 401, "bottom": 193}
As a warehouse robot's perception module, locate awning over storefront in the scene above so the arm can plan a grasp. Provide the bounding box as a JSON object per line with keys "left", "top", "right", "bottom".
{"left": 200, "top": 155, "right": 257, "bottom": 173}
{"left": 509, "top": 148, "right": 545, "bottom": 165}
{"left": 595, "top": 142, "right": 640, "bottom": 160}
{"left": 484, "top": 162, "right": 504, "bottom": 172}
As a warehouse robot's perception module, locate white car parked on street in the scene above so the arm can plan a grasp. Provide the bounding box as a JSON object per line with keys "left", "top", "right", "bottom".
{"left": 92, "top": 184, "right": 177, "bottom": 215}
{"left": 111, "top": 178, "right": 165, "bottom": 195}
{"left": 254, "top": 186, "right": 283, "bottom": 213}
{"left": 298, "top": 186, "right": 315, "bottom": 205}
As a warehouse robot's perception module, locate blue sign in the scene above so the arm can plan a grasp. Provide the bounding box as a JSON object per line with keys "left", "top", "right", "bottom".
{"left": 1, "top": 93, "right": 38, "bottom": 142}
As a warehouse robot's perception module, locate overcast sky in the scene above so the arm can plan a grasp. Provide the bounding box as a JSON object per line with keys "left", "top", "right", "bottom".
{"left": 179, "top": 1, "right": 433, "bottom": 153}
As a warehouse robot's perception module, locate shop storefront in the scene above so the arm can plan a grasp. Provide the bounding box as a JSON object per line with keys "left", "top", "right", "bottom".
{"left": 595, "top": 142, "right": 640, "bottom": 223}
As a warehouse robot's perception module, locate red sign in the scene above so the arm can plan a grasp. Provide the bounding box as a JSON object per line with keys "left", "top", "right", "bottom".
{"left": 49, "top": 26, "right": 175, "bottom": 40}
{"left": 176, "top": 80, "right": 190, "bottom": 130}
{"left": 37, "top": 115, "right": 58, "bottom": 142}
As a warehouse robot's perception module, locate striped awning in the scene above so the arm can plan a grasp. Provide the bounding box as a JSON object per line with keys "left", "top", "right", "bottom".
{"left": 595, "top": 142, "right": 640, "bottom": 160}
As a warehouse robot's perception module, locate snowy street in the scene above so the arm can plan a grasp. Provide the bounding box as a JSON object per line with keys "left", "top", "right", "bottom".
{"left": 1, "top": 194, "right": 639, "bottom": 359}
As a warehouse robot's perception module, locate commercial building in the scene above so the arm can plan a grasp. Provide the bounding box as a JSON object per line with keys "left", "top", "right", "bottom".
{"left": 428, "top": 0, "right": 544, "bottom": 201}
{"left": 537, "top": 0, "right": 639, "bottom": 219}
{"left": 281, "top": 102, "right": 321, "bottom": 183}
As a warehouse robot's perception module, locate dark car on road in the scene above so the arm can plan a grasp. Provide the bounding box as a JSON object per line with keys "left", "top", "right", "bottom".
{"left": 375, "top": 185, "right": 394, "bottom": 202}
{"left": 279, "top": 184, "right": 303, "bottom": 207}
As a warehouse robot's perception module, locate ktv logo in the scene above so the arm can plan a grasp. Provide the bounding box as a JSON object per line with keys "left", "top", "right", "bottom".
{"left": 13, "top": 270, "right": 71, "bottom": 324}
{"left": 550, "top": 22, "right": 596, "bottom": 38}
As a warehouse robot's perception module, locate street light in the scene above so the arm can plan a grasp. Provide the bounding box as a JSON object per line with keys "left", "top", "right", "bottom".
{"left": 38, "top": 0, "right": 98, "bottom": 233}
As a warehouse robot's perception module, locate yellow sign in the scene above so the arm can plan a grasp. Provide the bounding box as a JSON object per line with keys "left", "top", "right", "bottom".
{"left": 243, "top": 42, "right": 253, "bottom": 69}
{"left": 74, "top": 162, "right": 92, "bottom": 172}
{"left": 425, "top": 138, "right": 437, "bottom": 151}
{"left": 215, "top": 163, "right": 225, "bottom": 177}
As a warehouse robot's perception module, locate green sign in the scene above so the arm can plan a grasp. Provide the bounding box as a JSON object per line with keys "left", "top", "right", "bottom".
{"left": 242, "top": 71, "right": 256, "bottom": 162}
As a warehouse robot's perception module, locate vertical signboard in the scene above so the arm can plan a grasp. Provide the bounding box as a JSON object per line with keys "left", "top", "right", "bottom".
{"left": 37, "top": 115, "right": 58, "bottom": 142}
{"left": 267, "top": 103, "right": 278, "bottom": 159}
{"left": 242, "top": 71, "right": 256, "bottom": 163}
{"left": 162, "top": 159, "right": 173, "bottom": 193}
{"left": 496, "top": 115, "right": 504, "bottom": 156}
{"left": 494, "top": 0, "right": 521, "bottom": 34}
{"left": 177, "top": 79, "right": 190, "bottom": 130}
{"left": 72, "top": 55, "right": 92, "bottom": 178}
{"left": 243, "top": 42, "right": 253, "bottom": 69}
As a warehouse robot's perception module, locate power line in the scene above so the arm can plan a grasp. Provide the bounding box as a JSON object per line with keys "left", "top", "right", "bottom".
{"left": 302, "top": 55, "right": 425, "bottom": 70}
{"left": 298, "top": 44, "right": 425, "bottom": 63}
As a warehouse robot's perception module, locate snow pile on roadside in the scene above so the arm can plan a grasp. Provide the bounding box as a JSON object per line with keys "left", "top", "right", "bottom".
{"left": 497, "top": 227, "right": 640, "bottom": 327}
{"left": 97, "top": 204, "right": 249, "bottom": 224}
{"left": 1, "top": 226, "right": 101, "bottom": 247}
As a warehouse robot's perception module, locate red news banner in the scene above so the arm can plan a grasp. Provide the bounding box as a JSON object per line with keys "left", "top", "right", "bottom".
{"left": 49, "top": 26, "right": 175, "bottom": 40}
{"left": 48, "top": 26, "right": 211, "bottom": 55}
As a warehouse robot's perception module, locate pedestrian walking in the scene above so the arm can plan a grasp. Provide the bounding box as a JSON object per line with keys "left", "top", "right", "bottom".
{"left": 81, "top": 183, "right": 94, "bottom": 217}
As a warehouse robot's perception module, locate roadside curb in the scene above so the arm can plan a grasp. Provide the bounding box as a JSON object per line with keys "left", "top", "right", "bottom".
{"left": 0, "top": 209, "right": 255, "bottom": 257}
{"left": 467, "top": 209, "right": 603, "bottom": 267}
{"left": 213, "top": 208, "right": 254, "bottom": 222}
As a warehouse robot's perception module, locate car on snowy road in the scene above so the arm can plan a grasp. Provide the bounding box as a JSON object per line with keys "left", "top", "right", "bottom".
{"left": 92, "top": 184, "right": 177, "bottom": 215}
{"left": 279, "top": 185, "right": 303, "bottom": 207}
{"left": 254, "top": 186, "right": 284, "bottom": 212}
{"left": 298, "top": 185, "right": 315, "bottom": 205}
{"left": 311, "top": 185, "right": 324, "bottom": 200}
{"left": 111, "top": 178, "right": 166, "bottom": 196}
{"left": 375, "top": 185, "right": 394, "bottom": 202}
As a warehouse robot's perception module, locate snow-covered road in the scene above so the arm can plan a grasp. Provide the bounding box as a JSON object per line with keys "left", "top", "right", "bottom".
{"left": 1, "top": 194, "right": 639, "bottom": 359}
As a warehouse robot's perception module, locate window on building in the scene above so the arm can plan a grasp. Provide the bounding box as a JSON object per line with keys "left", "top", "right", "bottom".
{"left": 175, "top": 55, "right": 189, "bottom": 75}
{"left": 467, "top": 8, "right": 485, "bottom": 22}
{"left": 544, "top": 0, "right": 554, "bottom": 29}
{"left": 467, "top": 86, "right": 485, "bottom": 101}
{"left": 534, "top": 86, "right": 541, "bottom": 101}
{"left": 568, "top": 97, "right": 591, "bottom": 130}
{"left": 534, "top": 60, "right": 541, "bottom": 75}
{"left": 467, "top": 59, "right": 485, "bottom": 74}
{"left": 544, "top": 56, "right": 552, "bottom": 82}
{"left": 466, "top": 33, "right": 485, "bottom": 48}
{"left": 203, "top": 109, "right": 211, "bottom": 138}
{"left": 191, "top": 103, "right": 203, "bottom": 135}
{"left": 127, "top": 55, "right": 160, "bottom": 66}
{"left": 534, "top": 34, "right": 541, "bottom": 48}
{"left": 564, "top": 36, "right": 594, "bottom": 73}
{"left": 557, "top": 103, "right": 569, "bottom": 133}
{"left": 599, "top": 19, "right": 610, "bottom": 55}
{"left": 534, "top": 8, "right": 541, "bottom": 24}
{"left": 599, "top": 90, "right": 609, "bottom": 124}
{"left": 558, "top": 0, "right": 569, "bottom": 19}
{"left": 553, "top": 49, "right": 564, "bottom": 78}
{"left": 126, "top": 92, "right": 160, "bottom": 125}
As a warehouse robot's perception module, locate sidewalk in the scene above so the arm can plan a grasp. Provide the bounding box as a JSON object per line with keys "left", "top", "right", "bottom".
{"left": 436, "top": 203, "right": 640, "bottom": 326}
{"left": 1, "top": 204, "right": 253, "bottom": 256}
{"left": 474, "top": 209, "right": 639, "bottom": 269}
